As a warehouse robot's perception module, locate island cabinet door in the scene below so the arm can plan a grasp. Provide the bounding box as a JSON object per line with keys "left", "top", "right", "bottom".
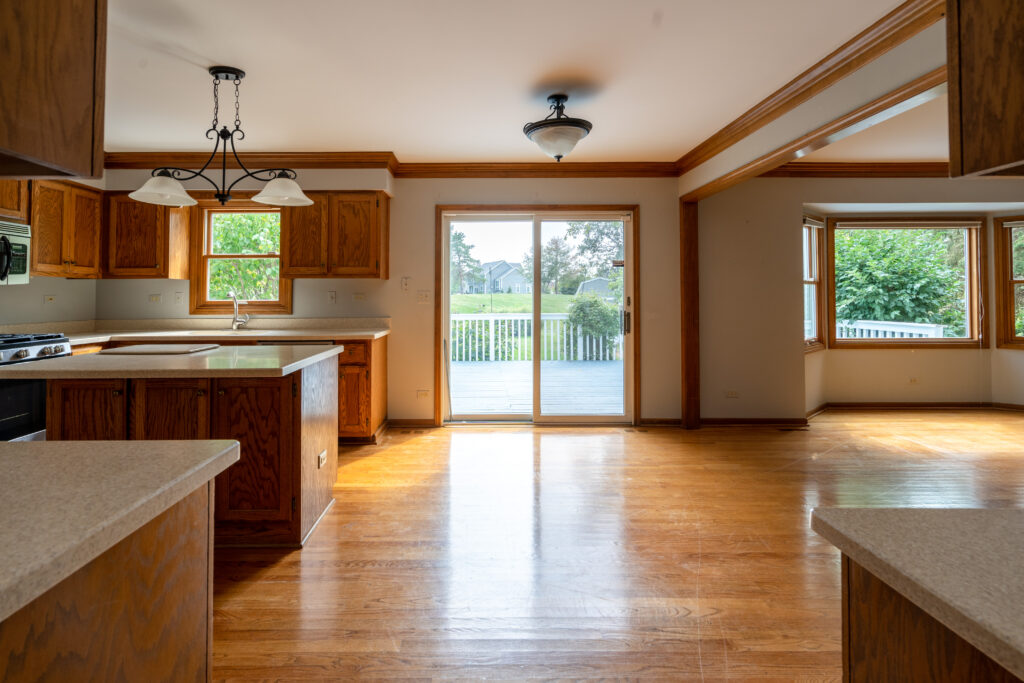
{"left": 210, "top": 378, "right": 294, "bottom": 522}
{"left": 47, "top": 380, "right": 127, "bottom": 440}
{"left": 130, "top": 379, "right": 210, "bottom": 439}
{"left": 338, "top": 365, "right": 369, "bottom": 436}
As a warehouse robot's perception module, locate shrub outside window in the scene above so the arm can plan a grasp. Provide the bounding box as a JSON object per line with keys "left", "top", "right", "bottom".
{"left": 827, "top": 218, "right": 985, "bottom": 348}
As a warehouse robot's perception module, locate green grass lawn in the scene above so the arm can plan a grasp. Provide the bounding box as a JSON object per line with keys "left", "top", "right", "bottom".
{"left": 450, "top": 293, "right": 575, "bottom": 313}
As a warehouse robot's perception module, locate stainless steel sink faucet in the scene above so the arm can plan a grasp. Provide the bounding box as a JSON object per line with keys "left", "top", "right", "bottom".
{"left": 228, "top": 292, "right": 250, "bottom": 330}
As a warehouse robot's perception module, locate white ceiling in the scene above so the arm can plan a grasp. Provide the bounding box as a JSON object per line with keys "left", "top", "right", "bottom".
{"left": 801, "top": 94, "right": 949, "bottom": 162}
{"left": 105, "top": 0, "right": 906, "bottom": 162}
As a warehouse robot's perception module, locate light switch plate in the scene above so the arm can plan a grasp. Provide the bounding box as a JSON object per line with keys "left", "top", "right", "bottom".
{"left": 317, "top": 450, "right": 327, "bottom": 469}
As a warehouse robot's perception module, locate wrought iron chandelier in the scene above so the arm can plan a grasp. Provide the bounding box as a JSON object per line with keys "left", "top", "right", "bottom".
{"left": 523, "top": 93, "right": 592, "bottom": 162}
{"left": 129, "top": 66, "right": 312, "bottom": 207}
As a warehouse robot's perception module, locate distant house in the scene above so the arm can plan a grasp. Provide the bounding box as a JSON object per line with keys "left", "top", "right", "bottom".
{"left": 468, "top": 260, "right": 532, "bottom": 294}
{"left": 575, "top": 277, "right": 612, "bottom": 299}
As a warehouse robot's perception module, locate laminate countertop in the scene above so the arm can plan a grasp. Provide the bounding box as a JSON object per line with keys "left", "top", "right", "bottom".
{"left": 0, "top": 344, "right": 344, "bottom": 379}
{"left": 812, "top": 507, "right": 1024, "bottom": 679}
{"left": 66, "top": 327, "right": 390, "bottom": 347}
{"left": 0, "top": 440, "right": 239, "bottom": 623}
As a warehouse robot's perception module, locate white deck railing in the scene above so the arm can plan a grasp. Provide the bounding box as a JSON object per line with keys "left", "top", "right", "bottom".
{"left": 450, "top": 313, "right": 622, "bottom": 361}
{"left": 837, "top": 320, "right": 946, "bottom": 339}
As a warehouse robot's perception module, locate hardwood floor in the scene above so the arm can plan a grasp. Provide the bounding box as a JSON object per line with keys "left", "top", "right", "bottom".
{"left": 212, "top": 410, "right": 1024, "bottom": 680}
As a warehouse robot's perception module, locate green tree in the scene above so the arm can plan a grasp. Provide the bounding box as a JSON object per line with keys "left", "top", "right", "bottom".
{"left": 568, "top": 294, "right": 620, "bottom": 359}
{"left": 540, "top": 236, "right": 574, "bottom": 293}
{"left": 833, "top": 229, "right": 967, "bottom": 336}
{"left": 566, "top": 221, "right": 623, "bottom": 278}
{"left": 207, "top": 212, "right": 281, "bottom": 301}
{"left": 449, "top": 230, "right": 482, "bottom": 294}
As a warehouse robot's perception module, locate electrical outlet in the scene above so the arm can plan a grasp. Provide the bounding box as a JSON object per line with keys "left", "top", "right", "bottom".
{"left": 416, "top": 290, "right": 430, "bottom": 304}
{"left": 174, "top": 292, "right": 184, "bottom": 305}
{"left": 725, "top": 390, "right": 739, "bottom": 399}
{"left": 401, "top": 277, "right": 411, "bottom": 292}
{"left": 148, "top": 293, "right": 162, "bottom": 304}
{"left": 352, "top": 292, "right": 366, "bottom": 301}
{"left": 416, "top": 389, "right": 429, "bottom": 399}
{"left": 316, "top": 450, "right": 327, "bottom": 469}
{"left": 327, "top": 290, "right": 337, "bottom": 304}
{"left": 909, "top": 377, "right": 918, "bottom": 384}
{"left": 43, "top": 295, "right": 56, "bottom": 305}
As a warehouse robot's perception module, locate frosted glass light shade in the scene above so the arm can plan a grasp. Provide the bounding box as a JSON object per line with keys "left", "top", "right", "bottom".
{"left": 128, "top": 174, "right": 197, "bottom": 207}
{"left": 252, "top": 177, "right": 314, "bottom": 206}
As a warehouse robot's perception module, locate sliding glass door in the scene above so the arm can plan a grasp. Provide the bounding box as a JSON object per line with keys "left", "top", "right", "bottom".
{"left": 443, "top": 211, "right": 633, "bottom": 423}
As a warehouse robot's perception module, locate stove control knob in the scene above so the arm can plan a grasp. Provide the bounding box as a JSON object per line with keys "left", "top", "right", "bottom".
{"left": 38, "top": 346, "right": 53, "bottom": 356}
{"left": 12, "top": 349, "right": 29, "bottom": 360}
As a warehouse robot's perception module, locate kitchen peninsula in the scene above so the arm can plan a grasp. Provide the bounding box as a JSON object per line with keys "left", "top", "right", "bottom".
{"left": 0, "top": 344, "right": 342, "bottom": 547}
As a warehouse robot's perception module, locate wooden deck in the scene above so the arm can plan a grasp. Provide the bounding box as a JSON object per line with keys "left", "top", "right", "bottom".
{"left": 449, "top": 360, "right": 624, "bottom": 416}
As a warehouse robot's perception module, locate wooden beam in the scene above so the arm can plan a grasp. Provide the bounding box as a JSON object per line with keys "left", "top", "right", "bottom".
{"left": 761, "top": 161, "right": 950, "bottom": 177}
{"left": 680, "top": 200, "right": 700, "bottom": 429}
{"left": 674, "top": 0, "right": 946, "bottom": 175}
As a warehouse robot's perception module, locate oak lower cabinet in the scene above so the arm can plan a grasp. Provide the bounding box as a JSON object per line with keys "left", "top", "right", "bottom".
{"left": 45, "top": 357, "right": 339, "bottom": 547}
{"left": 337, "top": 337, "right": 388, "bottom": 442}
{"left": 0, "top": 180, "right": 28, "bottom": 222}
{"left": 30, "top": 180, "right": 103, "bottom": 278}
{"left": 104, "top": 193, "right": 190, "bottom": 278}
{"left": 281, "top": 191, "right": 390, "bottom": 279}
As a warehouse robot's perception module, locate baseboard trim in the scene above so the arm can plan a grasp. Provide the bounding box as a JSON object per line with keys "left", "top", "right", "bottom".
{"left": 638, "top": 418, "right": 683, "bottom": 426}
{"left": 822, "top": 402, "right": 991, "bottom": 410}
{"left": 984, "top": 402, "right": 1024, "bottom": 412}
{"left": 700, "top": 417, "right": 809, "bottom": 426}
{"left": 806, "top": 403, "right": 829, "bottom": 419}
{"left": 387, "top": 419, "right": 437, "bottom": 427}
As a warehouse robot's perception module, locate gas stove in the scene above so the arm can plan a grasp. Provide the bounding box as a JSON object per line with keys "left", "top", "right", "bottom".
{"left": 0, "top": 333, "right": 71, "bottom": 365}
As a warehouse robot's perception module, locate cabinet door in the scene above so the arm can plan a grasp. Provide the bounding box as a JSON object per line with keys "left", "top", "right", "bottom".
{"left": 107, "top": 196, "right": 167, "bottom": 276}
{"left": 131, "top": 379, "right": 210, "bottom": 439}
{"left": 47, "top": 380, "right": 127, "bottom": 440}
{"left": 211, "top": 378, "right": 293, "bottom": 522}
{"left": 280, "top": 193, "right": 328, "bottom": 276}
{"left": 0, "top": 180, "right": 28, "bottom": 222}
{"left": 30, "top": 181, "right": 69, "bottom": 276}
{"left": 338, "top": 365, "right": 370, "bottom": 436}
{"left": 66, "top": 186, "right": 102, "bottom": 277}
{"left": 327, "top": 193, "right": 379, "bottom": 277}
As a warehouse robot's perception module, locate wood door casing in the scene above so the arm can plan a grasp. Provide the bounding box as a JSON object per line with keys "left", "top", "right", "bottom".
{"left": 66, "top": 186, "right": 102, "bottom": 277}
{"left": 280, "top": 192, "right": 328, "bottom": 276}
{"left": 0, "top": 180, "right": 28, "bottom": 222}
{"left": 107, "top": 195, "right": 166, "bottom": 275}
{"left": 131, "top": 379, "right": 210, "bottom": 440}
{"left": 328, "top": 193, "right": 379, "bottom": 276}
{"left": 211, "top": 378, "right": 294, "bottom": 522}
{"left": 30, "top": 181, "right": 68, "bottom": 276}
{"left": 338, "top": 365, "right": 369, "bottom": 436}
{"left": 46, "top": 379, "right": 127, "bottom": 440}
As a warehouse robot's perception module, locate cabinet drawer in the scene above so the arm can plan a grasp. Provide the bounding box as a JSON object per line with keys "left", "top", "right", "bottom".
{"left": 336, "top": 342, "right": 367, "bottom": 364}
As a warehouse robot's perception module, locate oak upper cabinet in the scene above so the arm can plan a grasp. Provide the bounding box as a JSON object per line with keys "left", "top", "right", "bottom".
{"left": 0, "top": 181, "right": 29, "bottom": 222}
{"left": 280, "top": 191, "right": 389, "bottom": 279}
{"left": 280, "top": 192, "right": 329, "bottom": 276}
{"left": 948, "top": 0, "right": 1024, "bottom": 176}
{"left": 105, "top": 193, "right": 189, "bottom": 278}
{"left": 0, "top": 0, "right": 106, "bottom": 177}
{"left": 30, "top": 180, "right": 102, "bottom": 278}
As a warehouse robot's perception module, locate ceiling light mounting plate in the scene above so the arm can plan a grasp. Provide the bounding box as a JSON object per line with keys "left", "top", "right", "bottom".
{"left": 209, "top": 65, "right": 245, "bottom": 81}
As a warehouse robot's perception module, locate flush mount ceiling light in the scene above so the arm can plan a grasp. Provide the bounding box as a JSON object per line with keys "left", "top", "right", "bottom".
{"left": 129, "top": 66, "right": 313, "bottom": 208}
{"left": 523, "top": 93, "right": 592, "bottom": 162}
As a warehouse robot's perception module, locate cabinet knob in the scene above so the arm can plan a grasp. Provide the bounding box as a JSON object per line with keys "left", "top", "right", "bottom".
{"left": 197, "top": 389, "right": 206, "bottom": 397}
{"left": 112, "top": 390, "right": 122, "bottom": 397}
{"left": 218, "top": 390, "right": 225, "bottom": 396}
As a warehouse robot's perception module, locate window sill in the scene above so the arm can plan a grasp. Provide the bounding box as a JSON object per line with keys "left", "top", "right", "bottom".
{"left": 828, "top": 339, "right": 988, "bottom": 350}
{"left": 804, "top": 341, "right": 825, "bottom": 354}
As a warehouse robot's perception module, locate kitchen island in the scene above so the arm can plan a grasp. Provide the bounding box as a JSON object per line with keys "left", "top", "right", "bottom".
{"left": 0, "top": 439, "right": 238, "bottom": 681}
{"left": 812, "top": 507, "right": 1024, "bottom": 681}
{"left": 0, "top": 344, "right": 342, "bottom": 547}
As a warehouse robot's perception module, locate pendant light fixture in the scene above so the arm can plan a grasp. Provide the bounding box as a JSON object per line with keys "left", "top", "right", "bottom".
{"left": 129, "top": 66, "right": 313, "bottom": 208}
{"left": 523, "top": 93, "right": 592, "bottom": 162}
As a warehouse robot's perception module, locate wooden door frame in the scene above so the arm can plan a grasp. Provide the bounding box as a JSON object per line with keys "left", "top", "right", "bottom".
{"left": 433, "top": 204, "right": 641, "bottom": 426}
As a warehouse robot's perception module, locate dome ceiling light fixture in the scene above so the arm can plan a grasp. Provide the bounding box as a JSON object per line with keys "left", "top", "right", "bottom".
{"left": 523, "top": 93, "right": 592, "bottom": 162}
{"left": 129, "top": 66, "right": 313, "bottom": 208}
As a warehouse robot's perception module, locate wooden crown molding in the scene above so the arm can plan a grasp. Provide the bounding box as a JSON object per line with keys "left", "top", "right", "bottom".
{"left": 761, "top": 161, "right": 950, "bottom": 177}
{"left": 393, "top": 162, "right": 677, "bottom": 178}
{"left": 674, "top": 0, "right": 945, "bottom": 175}
{"left": 103, "top": 151, "right": 400, "bottom": 173}
{"left": 681, "top": 66, "right": 947, "bottom": 202}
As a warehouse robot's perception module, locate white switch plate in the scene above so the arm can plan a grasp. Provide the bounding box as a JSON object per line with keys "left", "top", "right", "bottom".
{"left": 174, "top": 292, "right": 184, "bottom": 305}
{"left": 148, "top": 294, "right": 162, "bottom": 304}
{"left": 416, "top": 389, "right": 429, "bottom": 399}
{"left": 327, "top": 290, "right": 337, "bottom": 304}
{"left": 43, "top": 295, "right": 56, "bottom": 305}
{"left": 401, "top": 277, "right": 411, "bottom": 292}
{"left": 317, "top": 450, "right": 327, "bottom": 469}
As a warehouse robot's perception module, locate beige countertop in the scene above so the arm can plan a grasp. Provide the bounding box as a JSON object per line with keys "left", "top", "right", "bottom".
{"left": 0, "top": 344, "right": 344, "bottom": 379}
{"left": 66, "top": 327, "right": 390, "bottom": 346}
{"left": 812, "top": 507, "right": 1024, "bottom": 678}
{"left": 0, "top": 440, "right": 239, "bottom": 623}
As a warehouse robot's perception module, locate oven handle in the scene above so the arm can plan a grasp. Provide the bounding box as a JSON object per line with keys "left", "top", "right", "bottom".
{"left": 0, "top": 235, "right": 11, "bottom": 282}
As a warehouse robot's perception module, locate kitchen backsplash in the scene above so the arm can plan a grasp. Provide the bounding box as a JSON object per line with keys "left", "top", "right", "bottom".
{"left": 0, "top": 277, "right": 97, "bottom": 325}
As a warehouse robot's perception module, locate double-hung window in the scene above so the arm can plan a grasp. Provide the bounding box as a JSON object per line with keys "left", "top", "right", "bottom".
{"left": 994, "top": 216, "right": 1024, "bottom": 348}
{"left": 827, "top": 218, "right": 985, "bottom": 348}
{"left": 189, "top": 199, "right": 292, "bottom": 314}
{"left": 803, "top": 217, "right": 825, "bottom": 351}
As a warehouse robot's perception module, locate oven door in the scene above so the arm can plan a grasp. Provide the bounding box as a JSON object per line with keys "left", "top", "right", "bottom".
{"left": 0, "top": 379, "right": 46, "bottom": 441}
{"left": 0, "top": 233, "right": 30, "bottom": 285}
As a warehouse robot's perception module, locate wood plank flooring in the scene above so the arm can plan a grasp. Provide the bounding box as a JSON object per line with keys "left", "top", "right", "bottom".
{"left": 212, "top": 410, "right": 1024, "bottom": 680}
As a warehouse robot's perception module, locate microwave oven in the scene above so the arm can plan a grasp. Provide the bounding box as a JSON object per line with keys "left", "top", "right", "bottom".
{"left": 0, "top": 221, "right": 30, "bottom": 285}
